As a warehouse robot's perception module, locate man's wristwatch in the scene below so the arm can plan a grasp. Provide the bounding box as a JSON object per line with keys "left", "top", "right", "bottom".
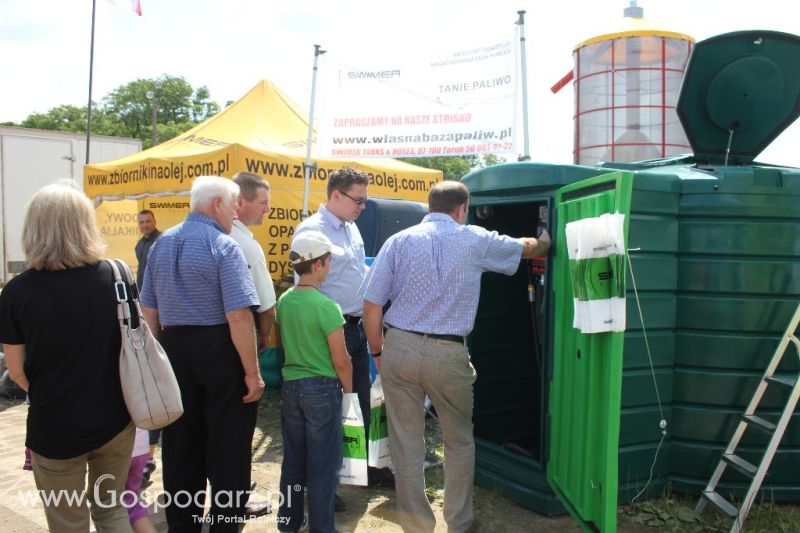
{"left": 371, "top": 351, "right": 382, "bottom": 358}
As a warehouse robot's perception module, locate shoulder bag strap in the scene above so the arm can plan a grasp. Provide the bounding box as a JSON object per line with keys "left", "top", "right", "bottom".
{"left": 105, "top": 259, "right": 131, "bottom": 327}
{"left": 112, "top": 259, "right": 142, "bottom": 330}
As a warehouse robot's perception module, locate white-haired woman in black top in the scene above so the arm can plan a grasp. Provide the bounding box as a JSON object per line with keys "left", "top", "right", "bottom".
{"left": 0, "top": 181, "right": 133, "bottom": 532}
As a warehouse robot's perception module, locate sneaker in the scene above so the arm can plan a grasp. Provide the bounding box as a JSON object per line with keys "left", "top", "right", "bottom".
{"left": 368, "top": 467, "right": 395, "bottom": 488}
{"left": 334, "top": 493, "right": 347, "bottom": 512}
{"left": 279, "top": 513, "right": 307, "bottom": 533}
{"left": 244, "top": 500, "right": 272, "bottom": 518}
{"left": 142, "top": 460, "right": 156, "bottom": 482}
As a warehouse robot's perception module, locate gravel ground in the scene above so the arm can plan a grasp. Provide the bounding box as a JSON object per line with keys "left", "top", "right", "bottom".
{"left": 0, "top": 395, "right": 578, "bottom": 532}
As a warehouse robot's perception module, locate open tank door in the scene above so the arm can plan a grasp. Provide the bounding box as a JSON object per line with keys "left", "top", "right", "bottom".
{"left": 547, "top": 171, "right": 633, "bottom": 532}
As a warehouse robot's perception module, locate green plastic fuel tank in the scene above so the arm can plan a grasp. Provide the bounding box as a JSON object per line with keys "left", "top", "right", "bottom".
{"left": 464, "top": 31, "right": 800, "bottom": 526}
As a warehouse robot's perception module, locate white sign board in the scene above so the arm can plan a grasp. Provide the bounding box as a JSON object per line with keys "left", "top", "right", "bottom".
{"left": 319, "top": 36, "right": 518, "bottom": 159}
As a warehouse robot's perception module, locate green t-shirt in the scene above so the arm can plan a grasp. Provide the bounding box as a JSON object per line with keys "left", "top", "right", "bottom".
{"left": 276, "top": 287, "right": 345, "bottom": 381}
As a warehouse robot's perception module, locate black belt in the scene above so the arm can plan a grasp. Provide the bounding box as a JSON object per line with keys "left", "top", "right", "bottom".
{"left": 391, "top": 326, "right": 464, "bottom": 344}
{"left": 343, "top": 314, "right": 362, "bottom": 325}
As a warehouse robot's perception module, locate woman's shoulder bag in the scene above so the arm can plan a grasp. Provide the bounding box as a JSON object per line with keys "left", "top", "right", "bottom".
{"left": 106, "top": 259, "right": 183, "bottom": 430}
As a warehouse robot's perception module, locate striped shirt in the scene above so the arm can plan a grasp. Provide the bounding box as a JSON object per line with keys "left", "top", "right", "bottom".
{"left": 294, "top": 204, "right": 367, "bottom": 316}
{"left": 140, "top": 212, "right": 259, "bottom": 326}
{"left": 361, "top": 213, "right": 523, "bottom": 336}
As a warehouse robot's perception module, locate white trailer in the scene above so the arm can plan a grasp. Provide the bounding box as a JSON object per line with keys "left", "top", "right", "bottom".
{"left": 0, "top": 126, "right": 141, "bottom": 283}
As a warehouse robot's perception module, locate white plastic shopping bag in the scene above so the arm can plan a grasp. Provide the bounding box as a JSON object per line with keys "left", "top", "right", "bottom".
{"left": 368, "top": 376, "right": 392, "bottom": 469}
{"left": 565, "top": 212, "right": 627, "bottom": 333}
{"left": 339, "top": 392, "right": 368, "bottom": 486}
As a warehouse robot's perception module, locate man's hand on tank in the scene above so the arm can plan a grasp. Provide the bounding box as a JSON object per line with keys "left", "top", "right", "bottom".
{"left": 537, "top": 230, "right": 552, "bottom": 254}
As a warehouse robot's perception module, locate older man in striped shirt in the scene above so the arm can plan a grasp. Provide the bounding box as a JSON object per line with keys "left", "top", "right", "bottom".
{"left": 362, "top": 180, "right": 551, "bottom": 533}
{"left": 141, "top": 176, "right": 264, "bottom": 531}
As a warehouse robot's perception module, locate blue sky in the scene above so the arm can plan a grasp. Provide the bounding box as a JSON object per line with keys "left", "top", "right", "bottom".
{"left": 3, "top": 0, "right": 800, "bottom": 165}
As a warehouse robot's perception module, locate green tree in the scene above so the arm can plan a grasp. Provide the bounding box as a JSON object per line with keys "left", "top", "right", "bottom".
{"left": 19, "top": 104, "right": 126, "bottom": 137}
{"left": 21, "top": 105, "right": 91, "bottom": 133}
{"left": 192, "top": 86, "right": 220, "bottom": 122}
{"left": 407, "top": 155, "right": 506, "bottom": 181}
{"left": 9, "top": 75, "right": 220, "bottom": 148}
{"left": 101, "top": 75, "right": 197, "bottom": 147}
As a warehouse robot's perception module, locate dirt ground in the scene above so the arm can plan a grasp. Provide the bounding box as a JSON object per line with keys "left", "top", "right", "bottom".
{"left": 0, "top": 394, "right": 579, "bottom": 532}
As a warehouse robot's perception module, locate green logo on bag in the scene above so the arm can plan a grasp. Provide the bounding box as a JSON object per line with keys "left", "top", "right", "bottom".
{"left": 342, "top": 426, "right": 367, "bottom": 460}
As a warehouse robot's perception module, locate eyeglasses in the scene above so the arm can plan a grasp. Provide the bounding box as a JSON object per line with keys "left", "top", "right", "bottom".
{"left": 339, "top": 189, "right": 367, "bottom": 206}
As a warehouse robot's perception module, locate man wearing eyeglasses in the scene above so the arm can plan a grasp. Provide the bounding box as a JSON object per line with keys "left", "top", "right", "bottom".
{"left": 294, "top": 167, "right": 394, "bottom": 507}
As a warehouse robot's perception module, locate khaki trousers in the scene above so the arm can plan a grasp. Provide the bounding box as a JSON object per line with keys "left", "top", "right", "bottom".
{"left": 381, "top": 328, "right": 476, "bottom": 533}
{"left": 31, "top": 423, "right": 135, "bottom": 532}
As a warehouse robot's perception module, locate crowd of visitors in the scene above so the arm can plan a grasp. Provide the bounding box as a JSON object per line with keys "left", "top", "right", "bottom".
{"left": 0, "top": 170, "right": 550, "bottom": 533}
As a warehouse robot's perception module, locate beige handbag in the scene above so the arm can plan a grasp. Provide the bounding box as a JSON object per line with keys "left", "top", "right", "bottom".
{"left": 107, "top": 259, "right": 183, "bottom": 430}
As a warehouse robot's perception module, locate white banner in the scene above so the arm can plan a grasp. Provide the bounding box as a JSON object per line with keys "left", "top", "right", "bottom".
{"left": 319, "top": 35, "right": 518, "bottom": 159}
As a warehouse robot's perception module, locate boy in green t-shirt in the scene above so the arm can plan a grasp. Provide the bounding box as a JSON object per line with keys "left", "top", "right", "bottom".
{"left": 276, "top": 230, "right": 353, "bottom": 533}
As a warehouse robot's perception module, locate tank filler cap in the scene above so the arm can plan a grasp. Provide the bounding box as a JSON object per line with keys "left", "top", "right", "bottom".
{"left": 623, "top": 1, "right": 643, "bottom": 19}
{"left": 676, "top": 30, "right": 800, "bottom": 165}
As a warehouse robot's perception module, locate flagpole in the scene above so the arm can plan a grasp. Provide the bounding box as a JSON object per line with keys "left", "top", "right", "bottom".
{"left": 86, "top": 0, "right": 97, "bottom": 164}
{"left": 302, "top": 44, "right": 326, "bottom": 219}
{"left": 516, "top": 10, "right": 531, "bottom": 160}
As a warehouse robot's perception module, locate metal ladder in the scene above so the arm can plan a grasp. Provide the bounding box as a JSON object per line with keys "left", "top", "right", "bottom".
{"left": 695, "top": 302, "right": 800, "bottom": 532}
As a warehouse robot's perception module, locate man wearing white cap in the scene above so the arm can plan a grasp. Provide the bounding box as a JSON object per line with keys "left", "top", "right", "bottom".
{"left": 276, "top": 230, "right": 353, "bottom": 533}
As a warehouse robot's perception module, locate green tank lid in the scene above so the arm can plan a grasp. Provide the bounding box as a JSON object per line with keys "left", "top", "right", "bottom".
{"left": 677, "top": 30, "right": 800, "bottom": 165}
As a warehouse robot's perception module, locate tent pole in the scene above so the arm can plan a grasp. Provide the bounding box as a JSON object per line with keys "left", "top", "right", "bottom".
{"left": 86, "top": 0, "right": 97, "bottom": 164}
{"left": 516, "top": 10, "right": 530, "bottom": 160}
{"left": 302, "top": 44, "right": 326, "bottom": 219}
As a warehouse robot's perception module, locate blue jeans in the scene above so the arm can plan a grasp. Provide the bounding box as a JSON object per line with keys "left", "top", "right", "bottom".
{"left": 278, "top": 377, "right": 342, "bottom": 533}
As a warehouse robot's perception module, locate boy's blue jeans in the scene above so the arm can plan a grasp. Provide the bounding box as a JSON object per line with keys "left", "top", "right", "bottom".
{"left": 278, "top": 377, "right": 342, "bottom": 533}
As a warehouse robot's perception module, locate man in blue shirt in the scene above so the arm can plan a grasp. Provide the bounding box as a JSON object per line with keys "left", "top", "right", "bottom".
{"left": 362, "top": 180, "right": 551, "bottom": 533}
{"left": 142, "top": 176, "right": 264, "bottom": 531}
{"left": 294, "top": 167, "right": 394, "bottom": 499}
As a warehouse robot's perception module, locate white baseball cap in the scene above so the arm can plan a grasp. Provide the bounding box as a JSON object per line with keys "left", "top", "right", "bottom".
{"left": 290, "top": 230, "right": 345, "bottom": 264}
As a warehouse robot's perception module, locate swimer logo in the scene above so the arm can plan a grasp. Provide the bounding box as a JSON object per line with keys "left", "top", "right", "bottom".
{"left": 346, "top": 70, "right": 401, "bottom": 80}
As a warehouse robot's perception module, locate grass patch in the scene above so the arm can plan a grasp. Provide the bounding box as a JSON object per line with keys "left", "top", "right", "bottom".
{"left": 620, "top": 490, "right": 800, "bottom": 532}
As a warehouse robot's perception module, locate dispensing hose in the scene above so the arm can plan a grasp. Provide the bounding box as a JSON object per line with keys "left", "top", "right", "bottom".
{"left": 526, "top": 261, "right": 543, "bottom": 376}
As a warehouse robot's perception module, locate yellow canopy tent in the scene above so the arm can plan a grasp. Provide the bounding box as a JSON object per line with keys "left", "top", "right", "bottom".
{"left": 85, "top": 79, "right": 442, "bottom": 279}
